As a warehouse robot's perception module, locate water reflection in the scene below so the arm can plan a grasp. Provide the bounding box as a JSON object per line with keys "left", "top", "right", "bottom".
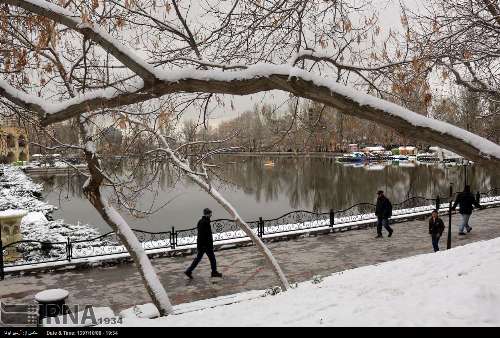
{"left": 32, "top": 157, "right": 500, "bottom": 233}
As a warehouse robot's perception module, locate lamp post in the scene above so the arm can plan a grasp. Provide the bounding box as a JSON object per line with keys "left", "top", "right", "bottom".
{"left": 447, "top": 183, "right": 453, "bottom": 250}
{"left": 462, "top": 158, "right": 469, "bottom": 189}
{"left": 0, "top": 223, "right": 3, "bottom": 280}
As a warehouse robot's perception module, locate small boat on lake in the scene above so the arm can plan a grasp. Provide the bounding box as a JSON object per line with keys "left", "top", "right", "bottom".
{"left": 416, "top": 153, "right": 440, "bottom": 162}
{"left": 391, "top": 155, "right": 410, "bottom": 161}
{"left": 337, "top": 152, "right": 366, "bottom": 163}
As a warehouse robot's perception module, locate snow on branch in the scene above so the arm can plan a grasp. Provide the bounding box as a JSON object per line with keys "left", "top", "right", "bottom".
{"left": 2, "top": 1, "right": 499, "bottom": 165}
{"left": 2, "top": 0, "right": 157, "bottom": 82}
{"left": 289, "top": 49, "right": 415, "bottom": 72}
{"left": 1, "top": 63, "right": 497, "bottom": 165}
{"left": 118, "top": 116, "right": 291, "bottom": 290}
{"left": 0, "top": 79, "right": 50, "bottom": 119}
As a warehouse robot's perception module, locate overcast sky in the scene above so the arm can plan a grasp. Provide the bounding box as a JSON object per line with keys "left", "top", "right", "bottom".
{"left": 181, "top": 0, "right": 421, "bottom": 129}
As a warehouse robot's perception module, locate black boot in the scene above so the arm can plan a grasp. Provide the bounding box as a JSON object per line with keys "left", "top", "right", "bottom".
{"left": 184, "top": 270, "right": 193, "bottom": 279}
{"left": 211, "top": 271, "right": 223, "bottom": 278}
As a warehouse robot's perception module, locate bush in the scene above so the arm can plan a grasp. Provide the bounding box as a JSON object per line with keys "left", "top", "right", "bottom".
{"left": 312, "top": 275, "right": 324, "bottom": 284}
{"left": 264, "top": 286, "right": 282, "bottom": 296}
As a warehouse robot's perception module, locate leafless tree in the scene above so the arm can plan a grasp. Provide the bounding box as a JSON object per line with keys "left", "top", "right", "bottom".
{"left": 405, "top": 0, "right": 500, "bottom": 141}
{"left": 1, "top": 0, "right": 500, "bottom": 316}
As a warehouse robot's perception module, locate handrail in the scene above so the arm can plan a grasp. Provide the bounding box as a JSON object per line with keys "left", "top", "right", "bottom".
{"left": 1, "top": 188, "right": 499, "bottom": 275}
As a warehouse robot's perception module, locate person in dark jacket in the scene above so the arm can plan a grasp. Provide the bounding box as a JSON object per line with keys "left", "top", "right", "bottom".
{"left": 452, "top": 185, "right": 482, "bottom": 235}
{"left": 185, "top": 208, "right": 223, "bottom": 279}
{"left": 375, "top": 190, "right": 393, "bottom": 238}
{"left": 429, "top": 210, "right": 445, "bottom": 252}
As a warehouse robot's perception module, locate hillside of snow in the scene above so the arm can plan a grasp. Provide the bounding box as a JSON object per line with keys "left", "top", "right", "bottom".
{"left": 109, "top": 237, "right": 500, "bottom": 327}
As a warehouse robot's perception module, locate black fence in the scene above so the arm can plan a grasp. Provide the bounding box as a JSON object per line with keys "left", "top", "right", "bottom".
{"left": 1, "top": 188, "right": 500, "bottom": 278}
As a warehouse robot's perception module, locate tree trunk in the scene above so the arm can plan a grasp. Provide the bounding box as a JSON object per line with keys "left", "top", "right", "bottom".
{"left": 154, "top": 134, "right": 290, "bottom": 291}
{"left": 188, "top": 173, "right": 290, "bottom": 291}
{"left": 79, "top": 123, "right": 174, "bottom": 316}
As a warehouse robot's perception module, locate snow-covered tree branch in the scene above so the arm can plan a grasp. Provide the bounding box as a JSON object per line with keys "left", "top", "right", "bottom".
{"left": 1, "top": 0, "right": 499, "bottom": 166}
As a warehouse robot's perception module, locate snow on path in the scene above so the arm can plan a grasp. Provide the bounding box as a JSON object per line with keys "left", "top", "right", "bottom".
{"left": 108, "top": 237, "right": 500, "bottom": 326}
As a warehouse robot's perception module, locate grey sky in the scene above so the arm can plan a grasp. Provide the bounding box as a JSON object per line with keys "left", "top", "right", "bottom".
{"left": 181, "top": 0, "right": 418, "bottom": 129}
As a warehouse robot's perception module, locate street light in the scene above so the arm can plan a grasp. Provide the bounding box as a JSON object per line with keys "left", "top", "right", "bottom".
{"left": 447, "top": 183, "right": 453, "bottom": 250}
{"left": 0, "top": 224, "right": 3, "bottom": 280}
{"left": 462, "top": 158, "right": 470, "bottom": 189}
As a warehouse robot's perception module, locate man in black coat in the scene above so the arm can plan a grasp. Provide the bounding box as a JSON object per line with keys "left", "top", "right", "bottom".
{"left": 185, "top": 208, "right": 223, "bottom": 279}
{"left": 429, "top": 210, "right": 445, "bottom": 252}
{"left": 452, "top": 185, "right": 482, "bottom": 235}
{"left": 375, "top": 190, "right": 393, "bottom": 238}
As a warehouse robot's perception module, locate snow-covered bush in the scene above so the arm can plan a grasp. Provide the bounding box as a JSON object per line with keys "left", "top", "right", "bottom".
{"left": 264, "top": 286, "right": 282, "bottom": 296}
{"left": 312, "top": 275, "right": 324, "bottom": 284}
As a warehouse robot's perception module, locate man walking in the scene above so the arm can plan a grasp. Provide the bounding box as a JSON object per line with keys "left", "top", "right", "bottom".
{"left": 452, "top": 185, "right": 482, "bottom": 235}
{"left": 429, "top": 210, "right": 445, "bottom": 252}
{"left": 185, "top": 208, "right": 223, "bottom": 279}
{"left": 375, "top": 190, "right": 393, "bottom": 238}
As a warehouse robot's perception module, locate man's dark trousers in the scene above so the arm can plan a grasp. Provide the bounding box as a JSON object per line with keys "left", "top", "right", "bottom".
{"left": 377, "top": 217, "right": 393, "bottom": 236}
{"left": 186, "top": 247, "right": 217, "bottom": 273}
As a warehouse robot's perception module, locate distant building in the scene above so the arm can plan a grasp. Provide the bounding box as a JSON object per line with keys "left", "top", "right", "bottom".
{"left": 0, "top": 117, "right": 29, "bottom": 163}
{"left": 362, "top": 146, "right": 386, "bottom": 154}
{"left": 399, "top": 146, "right": 417, "bottom": 156}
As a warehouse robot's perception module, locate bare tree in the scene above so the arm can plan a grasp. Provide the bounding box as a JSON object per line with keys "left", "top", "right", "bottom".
{"left": 405, "top": 0, "right": 500, "bottom": 141}
{"left": 1, "top": 0, "right": 500, "bottom": 317}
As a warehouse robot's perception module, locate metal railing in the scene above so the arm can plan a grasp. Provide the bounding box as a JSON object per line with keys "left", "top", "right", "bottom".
{"left": 1, "top": 188, "right": 500, "bottom": 278}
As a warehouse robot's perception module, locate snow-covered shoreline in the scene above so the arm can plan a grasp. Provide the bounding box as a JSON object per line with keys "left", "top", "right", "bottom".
{"left": 106, "top": 236, "right": 500, "bottom": 327}
{"left": 0, "top": 165, "right": 100, "bottom": 256}
{"left": 3, "top": 163, "right": 500, "bottom": 275}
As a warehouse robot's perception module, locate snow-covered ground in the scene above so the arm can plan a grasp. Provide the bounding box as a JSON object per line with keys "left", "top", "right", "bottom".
{"left": 21, "top": 160, "right": 88, "bottom": 170}
{"left": 0, "top": 165, "right": 53, "bottom": 214}
{"left": 1, "top": 165, "right": 100, "bottom": 260}
{"left": 108, "top": 237, "right": 500, "bottom": 327}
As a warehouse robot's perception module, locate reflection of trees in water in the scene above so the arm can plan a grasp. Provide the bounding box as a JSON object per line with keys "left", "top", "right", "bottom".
{"left": 36, "top": 159, "right": 182, "bottom": 212}
{"left": 36, "top": 157, "right": 499, "bottom": 214}
{"left": 37, "top": 174, "right": 87, "bottom": 202}
{"left": 214, "top": 157, "right": 500, "bottom": 211}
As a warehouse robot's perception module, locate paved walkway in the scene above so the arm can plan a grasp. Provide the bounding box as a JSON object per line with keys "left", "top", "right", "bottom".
{"left": 1, "top": 207, "right": 500, "bottom": 313}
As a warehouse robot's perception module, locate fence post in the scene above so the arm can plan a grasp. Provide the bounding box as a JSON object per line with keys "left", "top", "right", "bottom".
{"left": 0, "top": 238, "right": 4, "bottom": 280}
{"left": 436, "top": 196, "right": 440, "bottom": 212}
{"left": 476, "top": 191, "right": 481, "bottom": 205}
{"left": 171, "top": 227, "right": 175, "bottom": 249}
{"left": 66, "top": 238, "right": 72, "bottom": 262}
{"left": 329, "top": 209, "right": 335, "bottom": 227}
{"left": 258, "top": 217, "right": 264, "bottom": 238}
{"left": 447, "top": 201, "right": 452, "bottom": 250}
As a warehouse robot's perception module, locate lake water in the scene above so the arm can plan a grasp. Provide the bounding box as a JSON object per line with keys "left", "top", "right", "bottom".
{"left": 31, "top": 156, "right": 500, "bottom": 233}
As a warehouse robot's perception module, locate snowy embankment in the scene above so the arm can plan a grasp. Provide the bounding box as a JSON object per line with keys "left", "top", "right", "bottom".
{"left": 111, "top": 237, "right": 500, "bottom": 327}
{"left": 0, "top": 165, "right": 99, "bottom": 244}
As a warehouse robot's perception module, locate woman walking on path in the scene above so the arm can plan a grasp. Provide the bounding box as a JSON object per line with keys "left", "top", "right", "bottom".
{"left": 429, "top": 210, "right": 445, "bottom": 252}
